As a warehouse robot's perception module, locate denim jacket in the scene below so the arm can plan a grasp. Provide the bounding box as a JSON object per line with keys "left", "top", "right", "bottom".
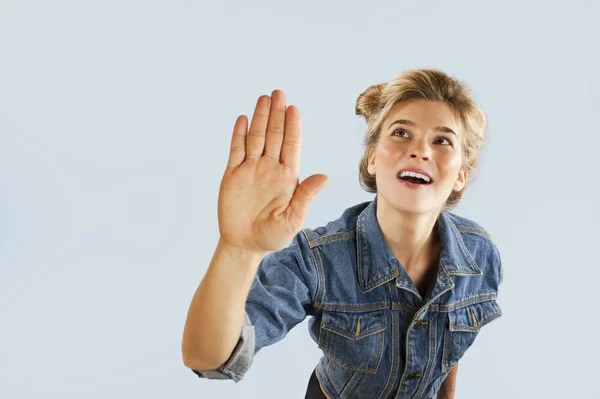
{"left": 191, "top": 196, "right": 503, "bottom": 399}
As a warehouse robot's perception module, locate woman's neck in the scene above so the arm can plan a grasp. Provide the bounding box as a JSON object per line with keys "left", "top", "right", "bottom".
{"left": 375, "top": 196, "right": 441, "bottom": 273}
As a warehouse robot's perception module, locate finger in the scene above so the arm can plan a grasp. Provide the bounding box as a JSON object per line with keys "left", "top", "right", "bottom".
{"left": 280, "top": 105, "right": 302, "bottom": 176}
{"left": 246, "top": 95, "right": 271, "bottom": 161}
{"left": 287, "top": 174, "right": 329, "bottom": 226}
{"left": 263, "top": 90, "right": 286, "bottom": 162}
{"left": 227, "top": 115, "right": 248, "bottom": 169}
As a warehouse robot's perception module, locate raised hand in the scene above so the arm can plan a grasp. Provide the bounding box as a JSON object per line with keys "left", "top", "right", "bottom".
{"left": 217, "top": 90, "right": 329, "bottom": 253}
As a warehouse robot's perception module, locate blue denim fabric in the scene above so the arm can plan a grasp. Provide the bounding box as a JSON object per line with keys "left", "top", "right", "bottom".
{"left": 191, "top": 196, "right": 503, "bottom": 399}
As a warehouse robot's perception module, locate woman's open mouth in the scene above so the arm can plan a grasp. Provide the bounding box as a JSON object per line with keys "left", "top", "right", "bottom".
{"left": 397, "top": 172, "right": 433, "bottom": 189}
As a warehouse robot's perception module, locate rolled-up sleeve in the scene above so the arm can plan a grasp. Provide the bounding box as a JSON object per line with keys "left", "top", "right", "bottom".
{"left": 189, "top": 229, "right": 318, "bottom": 383}
{"left": 191, "top": 312, "right": 255, "bottom": 382}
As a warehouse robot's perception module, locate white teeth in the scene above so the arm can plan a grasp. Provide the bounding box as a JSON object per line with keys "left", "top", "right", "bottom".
{"left": 399, "top": 170, "right": 431, "bottom": 183}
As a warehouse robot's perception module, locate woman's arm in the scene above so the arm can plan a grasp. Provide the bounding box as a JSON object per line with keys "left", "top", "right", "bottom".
{"left": 184, "top": 229, "right": 319, "bottom": 383}
{"left": 438, "top": 363, "right": 458, "bottom": 399}
{"left": 182, "top": 239, "right": 267, "bottom": 370}
{"left": 182, "top": 90, "right": 327, "bottom": 372}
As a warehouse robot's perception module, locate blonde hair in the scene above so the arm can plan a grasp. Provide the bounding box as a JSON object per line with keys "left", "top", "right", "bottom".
{"left": 355, "top": 68, "right": 487, "bottom": 210}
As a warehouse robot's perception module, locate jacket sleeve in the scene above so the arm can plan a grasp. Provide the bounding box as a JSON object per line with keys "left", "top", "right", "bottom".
{"left": 189, "top": 229, "right": 318, "bottom": 382}
{"left": 492, "top": 241, "right": 503, "bottom": 288}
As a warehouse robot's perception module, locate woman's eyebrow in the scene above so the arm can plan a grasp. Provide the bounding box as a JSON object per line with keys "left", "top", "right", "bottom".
{"left": 387, "top": 119, "right": 458, "bottom": 136}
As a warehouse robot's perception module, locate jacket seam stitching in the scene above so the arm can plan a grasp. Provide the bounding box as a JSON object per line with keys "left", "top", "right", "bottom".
{"left": 431, "top": 292, "right": 498, "bottom": 312}
{"left": 308, "top": 230, "right": 355, "bottom": 248}
{"left": 300, "top": 228, "right": 321, "bottom": 312}
{"left": 456, "top": 225, "right": 492, "bottom": 239}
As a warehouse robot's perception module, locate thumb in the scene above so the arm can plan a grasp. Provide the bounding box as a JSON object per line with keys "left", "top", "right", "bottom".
{"left": 288, "top": 174, "right": 329, "bottom": 223}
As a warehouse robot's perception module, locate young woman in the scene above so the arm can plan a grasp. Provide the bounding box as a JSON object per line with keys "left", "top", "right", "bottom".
{"left": 182, "top": 69, "right": 503, "bottom": 399}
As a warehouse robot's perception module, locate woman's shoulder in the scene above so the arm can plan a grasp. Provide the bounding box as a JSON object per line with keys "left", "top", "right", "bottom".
{"left": 441, "top": 211, "right": 503, "bottom": 284}
{"left": 302, "top": 200, "right": 371, "bottom": 243}
{"left": 442, "top": 211, "right": 494, "bottom": 240}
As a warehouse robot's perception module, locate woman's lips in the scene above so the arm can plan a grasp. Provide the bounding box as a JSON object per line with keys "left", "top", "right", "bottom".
{"left": 397, "top": 178, "right": 432, "bottom": 189}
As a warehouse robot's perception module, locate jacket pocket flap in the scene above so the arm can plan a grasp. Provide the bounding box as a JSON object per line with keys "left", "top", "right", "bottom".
{"left": 448, "top": 300, "right": 502, "bottom": 332}
{"left": 322, "top": 310, "right": 387, "bottom": 340}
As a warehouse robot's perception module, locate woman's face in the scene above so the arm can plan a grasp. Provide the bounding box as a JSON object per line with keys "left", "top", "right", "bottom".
{"left": 367, "top": 99, "right": 467, "bottom": 215}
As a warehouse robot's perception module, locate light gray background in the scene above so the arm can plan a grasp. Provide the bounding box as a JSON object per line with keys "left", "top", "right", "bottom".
{"left": 1, "top": 0, "right": 598, "bottom": 398}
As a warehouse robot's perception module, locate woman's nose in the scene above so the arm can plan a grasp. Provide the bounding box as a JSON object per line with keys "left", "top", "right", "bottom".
{"left": 409, "top": 140, "right": 432, "bottom": 160}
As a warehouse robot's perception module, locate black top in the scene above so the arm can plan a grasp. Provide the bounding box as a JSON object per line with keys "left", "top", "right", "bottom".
{"left": 305, "top": 368, "right": 327, "bottom": 399}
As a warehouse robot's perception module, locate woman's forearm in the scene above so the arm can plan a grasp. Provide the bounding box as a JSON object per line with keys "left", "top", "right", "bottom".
{"left": 181, "top": 238, "right": 267, "bottom": 370}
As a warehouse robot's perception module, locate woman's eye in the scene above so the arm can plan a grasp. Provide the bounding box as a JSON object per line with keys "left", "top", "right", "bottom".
{"left": 435, "top": 137, "right": 452, "bottom": 146}
{"left": 392, "top": 129, "right": 409, "bottom": 137}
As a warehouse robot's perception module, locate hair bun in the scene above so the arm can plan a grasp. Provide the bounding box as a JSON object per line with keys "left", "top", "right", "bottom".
{"left": 355, "top": 83, "right": 386, "bottom": 122}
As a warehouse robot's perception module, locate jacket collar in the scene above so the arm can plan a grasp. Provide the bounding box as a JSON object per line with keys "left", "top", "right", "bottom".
{"left": 355, "top": 196, "right": 482, "bottom": 293}
{"left": 436, "top": 212, "right": 483, "bottom": 277}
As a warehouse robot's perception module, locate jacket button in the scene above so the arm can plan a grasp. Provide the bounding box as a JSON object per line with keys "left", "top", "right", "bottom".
{"left": 413, "top": 321, "right": 428, "bottom": 330}
{"left": 406, "top": 373, "right": 423, "bottom": 380}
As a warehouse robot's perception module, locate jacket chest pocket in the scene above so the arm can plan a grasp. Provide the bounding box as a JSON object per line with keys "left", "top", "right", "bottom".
{"left": 442, "top": 299, "right": 502, "bottom": 372}
{"left": 318, "top": 310, "right": 387, "bottom": 374}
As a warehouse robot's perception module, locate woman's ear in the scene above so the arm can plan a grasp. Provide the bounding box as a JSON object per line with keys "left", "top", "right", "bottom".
{"left": 367, "top": 149, "right": 376, "bottom": 176}
{"left": 453, "top": 166, "right": 467, "bottom": 192}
